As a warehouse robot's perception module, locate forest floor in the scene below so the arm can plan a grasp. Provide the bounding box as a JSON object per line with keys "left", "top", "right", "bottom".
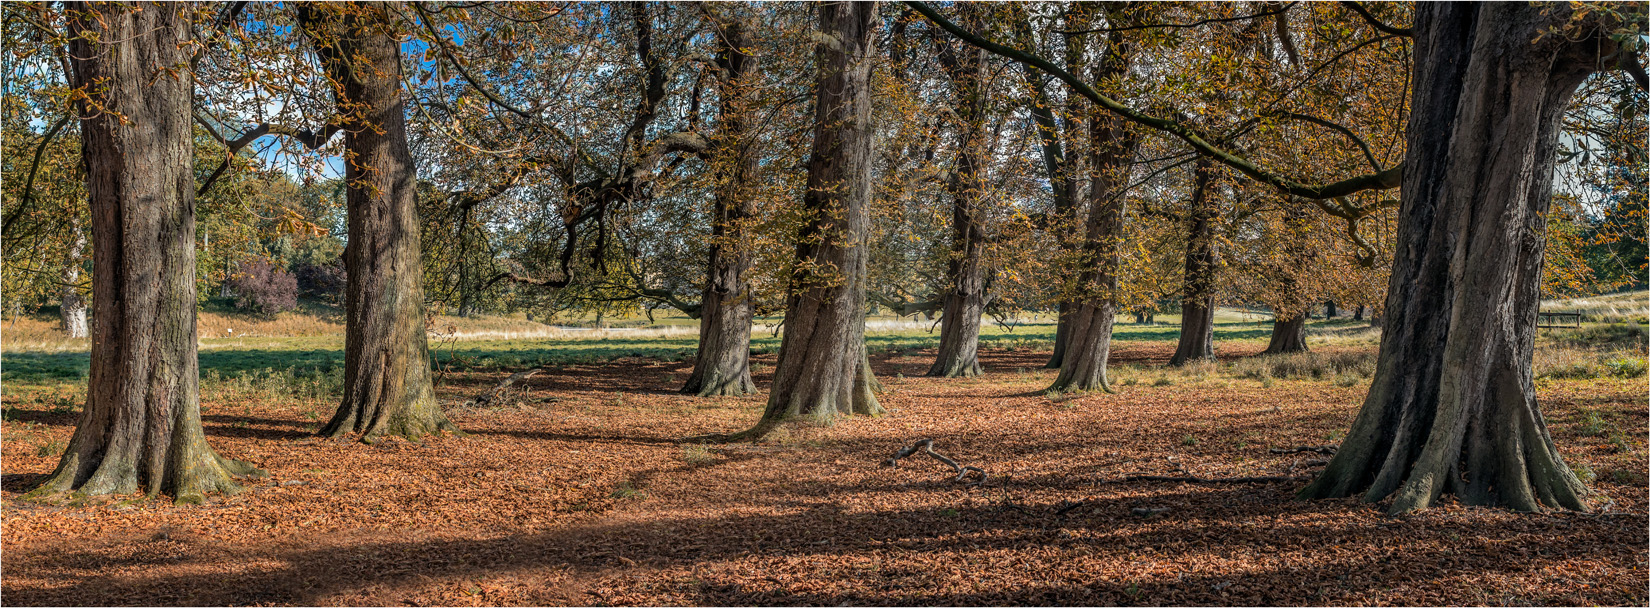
{"left": 2, "top": 329, "right": 1647, "bottom": 606}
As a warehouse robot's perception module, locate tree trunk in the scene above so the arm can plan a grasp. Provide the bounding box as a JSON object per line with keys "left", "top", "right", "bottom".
{"left": 1325, "top": 300, "right": 1338, "bottom": 319}
{"left": 1169, "top": 156, "right": 1219, "bottom": 366}
{"left": 929, "top": 7, "right": 989, "bottom": 379}
{"left": 300, "top": 4, "right": 456, "bottom": 442}
{"left": 683, "top": 19, "right": 758, "bottom": 397}
{"left": 1263, "top": 313, "right": 1308, "bottom": 354}
{"left": 1301, "top": 2, "right": 1602, "bottom": 514}
{"left": 60, "top": 218, "right": 87, "bottom": 339}
{"left": 744, "top": 2, "right": 883, "bottom": 435}
{"left": 33, "top": 2, "right": 261, "bottom": 503}
{"left": 1353, "top": 305, "right": 1366, "bottom": 322}
{"left": 1046, "top": 22, "right": 1138, "bottom": 393}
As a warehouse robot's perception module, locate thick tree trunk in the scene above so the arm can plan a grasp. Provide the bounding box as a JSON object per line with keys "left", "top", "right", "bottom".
{"left": 1263, "top": 313, "right": 1309, "bottom": 354}
{"left": 301, "top": 4, "right": 455, "bottom": 442}
{"left": 684, "top": 20, "right": 759, "bottom": 397}
{"left": 743, "top": 2, "right": 883, "bottom": 435}
{"left": 1046, "top": 302, "right": 1071, "bottom": 369}
{"left": 1047, "top": 20, "right": 1139, "bottom": 393}
{"left": 1325, "top": 300, "right": 1338, "bottom": 319}
{"left": 33, "top": 2, "right": 261, "bottom": 503}
{"left": 1353, "top": 305, "right": 1366, "bottom": 322}
{"left": 930, "top": 10, "right": 989, "bottom": 379}
{"left": 60, "top": 219, "right": 87, "bottom": 339}
{"left": 1169, "top": 156, "right": 1219, "bottom": 366}
{"left": 1301, "top": 2, "right": 1601, "bottom": 514}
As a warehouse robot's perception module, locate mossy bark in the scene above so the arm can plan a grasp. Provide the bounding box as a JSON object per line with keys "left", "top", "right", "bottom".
{"left": 301, "top": 4, "right": 456, "bottom": 442}
{"left": 1301, "top": 2, "right": 1602, "bottom": 514}
{"left": 743, "top": 2, "right": 883, "bottom": 438}
{"left": 34, "top": 2, "right": 262, "bottom": 503}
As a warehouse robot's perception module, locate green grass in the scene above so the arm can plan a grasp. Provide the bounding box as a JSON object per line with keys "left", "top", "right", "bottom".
{"left": 1, "top": 312, "right": 1281, "bottom": 388}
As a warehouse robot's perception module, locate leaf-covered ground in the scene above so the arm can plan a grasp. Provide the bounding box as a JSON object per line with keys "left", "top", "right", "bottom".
{"left": 2, "top": 343, "right": 1645, "bottom": 606}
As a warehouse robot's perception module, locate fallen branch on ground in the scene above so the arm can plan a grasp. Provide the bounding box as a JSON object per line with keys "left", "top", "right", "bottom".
{"left": 1269, "top": 445, "right": 1338, "bottom": 455}
{"left": 883, "top": 438, "right": 987, "bottom": 486}
{"left": 458, "top": 368, "right": 543, "bottom": 410}
{"left": 1101, "top": 474, "right": 1309, "bottom": 484}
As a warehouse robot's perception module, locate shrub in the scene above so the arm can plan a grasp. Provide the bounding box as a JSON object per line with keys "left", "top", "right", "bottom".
{"left": 228, "top": 259, "right": 298, "bottom": 315}
{"left": 293, "top": 259, "right": 347, "bottom": 304}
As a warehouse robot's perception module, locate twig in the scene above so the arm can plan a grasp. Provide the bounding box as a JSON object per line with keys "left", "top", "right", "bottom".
{"left": 883, "top": 438, "right": 987, "bottom": 486}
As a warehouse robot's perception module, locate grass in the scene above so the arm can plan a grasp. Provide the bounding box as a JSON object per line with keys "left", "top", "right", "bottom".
{"left": 1541, "top": 290, "right": 1649, "bottom": 324}
{"left": 1232, "top": 350, "right": 1379, "bottom": 381}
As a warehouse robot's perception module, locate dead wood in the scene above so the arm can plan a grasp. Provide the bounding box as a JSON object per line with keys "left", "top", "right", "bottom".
{"left": 1269, "top": 445, "right": 1338, "bottom": 455}
{"left": 883, "top": 438, "right": 987, "bottom": 486}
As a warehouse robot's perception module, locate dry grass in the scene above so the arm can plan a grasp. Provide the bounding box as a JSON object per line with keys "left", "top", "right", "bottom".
{"left": 1543, "top": 290, "right": 1649, "bottom": 324}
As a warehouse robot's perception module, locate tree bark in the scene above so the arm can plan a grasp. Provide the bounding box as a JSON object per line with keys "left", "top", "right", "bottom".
{"left": 1046, "top": 20, "right": 1138, "bottom": 393}
{"left": 1324, "top": 300, "right": 1338, "bottom": 319}
{"left": 300, "top": 4, "right": 456, "bottom": 442}
{"left": 1353, "top": 305, "right": 1366, "bottom": 322}
{"left": 683, "top": 19, "right": 758, "bottom": 397}
{"left": 1301, "top": 2, "right": 1603, "bottom": 514}
{"left": 744, "top": 2, "right": 883, "bottom": 435}
{"left": 1169, "top": 156, "right": 1219, "bottom": 366}
{"left": 1263, "top": 313, "right": 1309, "bottom": 354}
{"left": 929, "top": 5, "right": 990, "bottom": 379}
{"left": 33, "top": 2, "right": 262, "bottom": 503}
{"left": 60, "top": 218, "right": 87, "bottom": 339}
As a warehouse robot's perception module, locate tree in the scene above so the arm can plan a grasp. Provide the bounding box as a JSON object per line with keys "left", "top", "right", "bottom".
{"left": 299, "top": 3, "right": 457, "bottom": 441}
{"left": 740, "top": 1, "right": 884, "bottom": 437}
{"left": 926, "top": 4, "right": 992, "bottom": 378}
{"left": 32, "top": 2, "right": 261, "bottom": 502}
{"left": 1168, "top": 155, "right": 1220, "bottom": 366}
{"left": 1300, "top": 2, "right": 1637, "bottom": 513}
{"left": 682, "top": 13, "right": 762, "bottom": 397}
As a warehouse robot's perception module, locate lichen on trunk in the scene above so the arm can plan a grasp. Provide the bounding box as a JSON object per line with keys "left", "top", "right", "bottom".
{"left": 33, "top": 2, "right": 262, "bottom": 503}
{"left": 1300, "top": 2, "right": 1607, "bottom": 514}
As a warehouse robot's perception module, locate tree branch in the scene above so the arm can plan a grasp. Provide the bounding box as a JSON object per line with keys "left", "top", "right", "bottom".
{"left": 1338, "top": 1, "right": 1412, "bottom": 37}
{"left": 2, "top": 114, "right": 70, "bottom": 235}
{"left": 907, "top": 1, "right": 1402, "bottom": 201}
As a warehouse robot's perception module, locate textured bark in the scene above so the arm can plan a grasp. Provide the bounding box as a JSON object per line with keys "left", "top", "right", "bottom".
{"left": 1169, "top": 156, "right": 1219, "bottom": 366}
{"left": 683, "top": 20, "right": 758, "bottom": 397}
{"left": 1047, "top": 21, "right": 1138, "bottom": 393}
{"left": 746, "top": 2, "right": 884, "bottom": 435}
{"left": 33, "top": 2, "right": 262, "bottom": 502}
{"left": 60, "top": 219, "right": 87, "bottom": 339}
{"left": 929, "top": 6, "right": 989, "bottom": 379}
{"left": 301, "top": 4, "right": 456, "bottom": 442}
{"left": 1017, "top": 7, "right": 1090, "bottom": 371}
{"left": 1301, "top": 2, "right": 1601, "bottom": 514}
{"left": 1263, "top": 313, "right": 1309, "bottom": 354}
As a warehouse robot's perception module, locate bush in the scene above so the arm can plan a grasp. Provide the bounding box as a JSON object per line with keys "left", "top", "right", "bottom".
{"left": 293, "top": 259, "right": 347, "bottom": 304}
{"left": 228, "top": 259, "right": 298, "bottom": 315}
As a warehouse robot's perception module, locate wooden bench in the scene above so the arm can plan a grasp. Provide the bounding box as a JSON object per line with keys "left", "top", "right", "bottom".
{"left": 1537, "top": 312, "right": 1582, "bottom": 328}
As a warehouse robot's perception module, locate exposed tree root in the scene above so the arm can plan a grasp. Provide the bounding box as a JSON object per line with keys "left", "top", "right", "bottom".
{"left": 882, "top": 438, "right": 987, "bottom": 486}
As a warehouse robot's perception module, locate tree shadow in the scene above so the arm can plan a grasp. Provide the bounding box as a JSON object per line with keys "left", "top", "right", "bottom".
{"left": 2, "top": 481, "right": 1631, "bottom": 606}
